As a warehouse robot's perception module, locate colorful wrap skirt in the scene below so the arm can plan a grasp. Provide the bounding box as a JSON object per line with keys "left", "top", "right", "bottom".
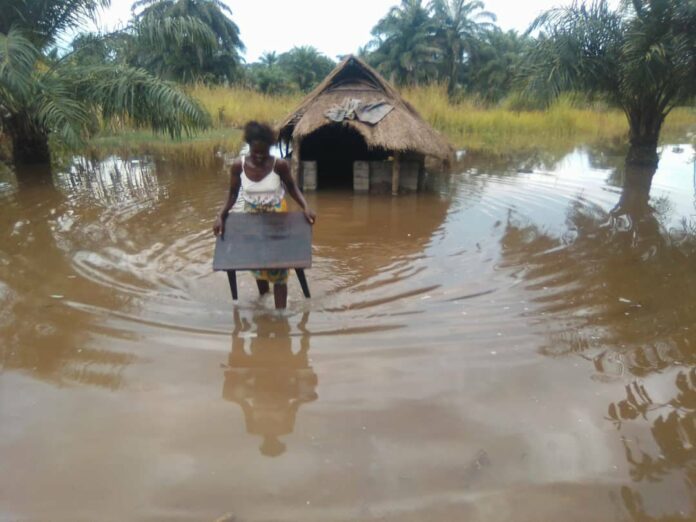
{"left": 244, "top": 198, "right": 289, "bottom": 285}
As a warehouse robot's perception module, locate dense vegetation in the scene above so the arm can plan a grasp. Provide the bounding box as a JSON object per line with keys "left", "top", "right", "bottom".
{"left": 89, "top": 84, "right": 696, "bottom": 166}
{"left": 0, "top": 0, "right": 211, "bottom": 165}
{"left": 0, "top": 0, "right": 695, "bottom": 168}
{"left": 523, "top": 0, "right": 696, "bottom": 166}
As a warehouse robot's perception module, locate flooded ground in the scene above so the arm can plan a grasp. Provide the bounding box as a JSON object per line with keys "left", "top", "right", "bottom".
{"left": 1, "top": 143, "right": 695, "bottom": 521}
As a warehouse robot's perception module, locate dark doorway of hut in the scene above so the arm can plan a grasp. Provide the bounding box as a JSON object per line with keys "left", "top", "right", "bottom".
{"left": 299, "top": 124, "right": 389, "bottom": 190}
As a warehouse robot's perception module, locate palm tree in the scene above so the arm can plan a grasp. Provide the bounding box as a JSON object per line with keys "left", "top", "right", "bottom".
{"left": 524, "top": 0, "right": 696, "bottom": 167}
{"left": 468, "top": 29, "right": 532, "bottom": 102}
{"left": 247, "top": 62, "right": 292, "bottom": 95}
{"left": 0, "top": 0, "right": 107, "bottom": 49}
{"left": 366, "top": 0, "right": 441, "bottom": 85}
{"left": 277, "top": 46, "right": 335, "bottom": 92}
{"left": 0, "top": 0, "right": 211, "bottom": 166}
{"left": 259, "top": 51, "right": 278, "bottom": 68}
{"left": 431, "top": 0, "right": 496, "bottom": 96}
{"left": 130, "top": 0, "right": 245, "bottom": 83}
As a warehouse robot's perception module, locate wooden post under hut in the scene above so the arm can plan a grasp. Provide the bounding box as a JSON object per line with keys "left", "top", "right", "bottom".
{"left": 391, "top": 152, "right": 401, "bottom": 196}
{"left": 291, "top": 136, "right": 301, "bottom": 187}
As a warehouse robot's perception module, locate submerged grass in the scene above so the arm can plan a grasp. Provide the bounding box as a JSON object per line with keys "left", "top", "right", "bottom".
{"left": 86, "top": 128, "right": 243, "bottom": 167}
{"left": 86, "top": 84, "right": 696, "bottom": 161}
{"left": 401, "top": 84, "right": 696, "bottom": 152}
{"left": 83, "top": 85, "right": 299, "bottom": 162}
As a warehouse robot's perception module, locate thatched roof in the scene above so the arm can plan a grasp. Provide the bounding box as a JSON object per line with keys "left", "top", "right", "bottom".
{"left": 279, "top": 55, "right": 454, "bottom": 161}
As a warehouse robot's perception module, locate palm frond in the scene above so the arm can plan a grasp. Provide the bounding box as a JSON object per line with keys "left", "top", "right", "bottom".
{"left": 1, "top": 0, "right": 110, "bottom": 48}
{"left": 72, "top": 64, "right": 211, "bottom": 138}
{"left": 130, "top": 0, "right": 170, "bottom": 12}
{"left": 0, "top": 29, "right": 38, "bottom": 108}
{"left": 619, "top": 0, "right": 696, "bottom": 109}
{"left": 522, "top": 1, "right": 624, "bottom": 102}
{"left": 135, "top": 14, "right": 217, "bottom": 53}
{"left": 31, "top": 71, "right": 92, "bottom": 148}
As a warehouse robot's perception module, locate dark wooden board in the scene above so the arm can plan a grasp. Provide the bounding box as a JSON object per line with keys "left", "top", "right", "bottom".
{"left": 213, "top": 212, "right": 312, "bottom": 271}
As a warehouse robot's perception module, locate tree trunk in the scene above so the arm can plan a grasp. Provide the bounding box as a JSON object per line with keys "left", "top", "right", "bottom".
{"left": 447, "top": 44, "right": 460, "bottom": 98}
{"left": 7, "top": 117, "right": 51, "bottom": 165}
{"left": 612, "top": 161, "right": 656, "bottom": 215}
{"left": 626, "top": 108, "right": 664, "bottom": 168}
{"left": 447, "top": 59, "right": 458, "bottom": 98}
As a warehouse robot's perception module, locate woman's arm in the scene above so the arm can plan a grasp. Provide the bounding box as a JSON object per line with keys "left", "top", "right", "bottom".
{"left": 213, "top": 160, "right": 242, "bottom": 239}
{"left": 277, "top": 159, "right": 316, "bottom": 224}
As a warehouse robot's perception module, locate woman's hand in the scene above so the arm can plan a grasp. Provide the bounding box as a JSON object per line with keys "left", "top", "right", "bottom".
{"left": 213, "top": 215, "right": 226, "bottom": 239}
{"left": 303, "top": 208, "right": 317, "bottom": 225}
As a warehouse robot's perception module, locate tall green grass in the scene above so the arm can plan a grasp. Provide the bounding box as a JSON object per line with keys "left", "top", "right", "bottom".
{"left": 88, "top": 83, "right": 696, "bottom": 159}
{"left": 187, "top": 84, "right": 302, "bottom": 128}
{"left": 401, "top": 84, "right": 695, "bottom": 151}
{"left": 85, "top": 85, "right": 300, "bottom": 161}
{"left": 85, "top": 128, "right": 243, "bottom": 167}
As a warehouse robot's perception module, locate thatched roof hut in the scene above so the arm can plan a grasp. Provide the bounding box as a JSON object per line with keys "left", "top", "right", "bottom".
{"left": 278, "top": 55, "right": 453, "bottom": 192}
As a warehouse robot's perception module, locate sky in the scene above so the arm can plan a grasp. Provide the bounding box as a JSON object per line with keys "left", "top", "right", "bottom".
{"left": 91, "top": 0, "right": 604, "bottom": 62}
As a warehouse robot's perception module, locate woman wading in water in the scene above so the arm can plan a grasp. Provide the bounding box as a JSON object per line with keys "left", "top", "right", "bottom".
{"left": 213, "top": 121, "right": 316, "bottom": 309}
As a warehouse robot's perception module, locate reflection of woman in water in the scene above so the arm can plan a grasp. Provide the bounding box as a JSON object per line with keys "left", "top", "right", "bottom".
{"left": 223, "top": 312, "right": 317, "bottom": 457}
{"left": 213, "top": 121, "right": 316, "bottom": 309}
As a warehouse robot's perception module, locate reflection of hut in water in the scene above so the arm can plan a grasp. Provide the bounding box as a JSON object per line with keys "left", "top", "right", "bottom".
{"left": 222, "top": 312, "right": 317, "bottom": 457}
{"left": 278, "top": 55, "right": 453, "bottom": 194}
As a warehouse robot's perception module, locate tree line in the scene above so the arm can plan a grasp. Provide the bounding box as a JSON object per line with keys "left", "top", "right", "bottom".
{"left": 0, "top": 0, "right": 694, "bottom": 169}
{"left": 67, "top": 0, "right": 534, "bottom": 103}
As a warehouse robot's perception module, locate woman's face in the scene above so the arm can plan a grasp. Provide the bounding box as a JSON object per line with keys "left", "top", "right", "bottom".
{"left": 249, "top": 140, "right": 271, "bottom": 166}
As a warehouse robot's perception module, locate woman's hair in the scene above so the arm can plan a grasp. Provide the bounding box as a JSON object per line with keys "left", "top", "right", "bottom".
{"left": 244, "top": 121, "right": 276, "bottom": 146}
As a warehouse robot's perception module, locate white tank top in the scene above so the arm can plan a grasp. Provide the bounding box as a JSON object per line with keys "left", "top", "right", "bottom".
{"left": 240, "top": 156, "right": 285, "bottom": 207}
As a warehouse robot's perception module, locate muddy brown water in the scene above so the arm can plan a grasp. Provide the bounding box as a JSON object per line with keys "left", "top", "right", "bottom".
{"left": 1, "top": 144, "right": 695, "bottom": 521}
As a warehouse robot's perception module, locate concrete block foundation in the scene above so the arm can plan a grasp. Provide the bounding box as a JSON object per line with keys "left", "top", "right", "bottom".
{"left": 369, "top": 161, "right": 393, "bottom": 193}
{"left": 301, "top": 161, "right": 317, "bottom": 191}
{"left": 353, "top": 161, "right": 370, "bottom": 192}
{"left": 367, "top": 160, "right": 421, "bottom": 193}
